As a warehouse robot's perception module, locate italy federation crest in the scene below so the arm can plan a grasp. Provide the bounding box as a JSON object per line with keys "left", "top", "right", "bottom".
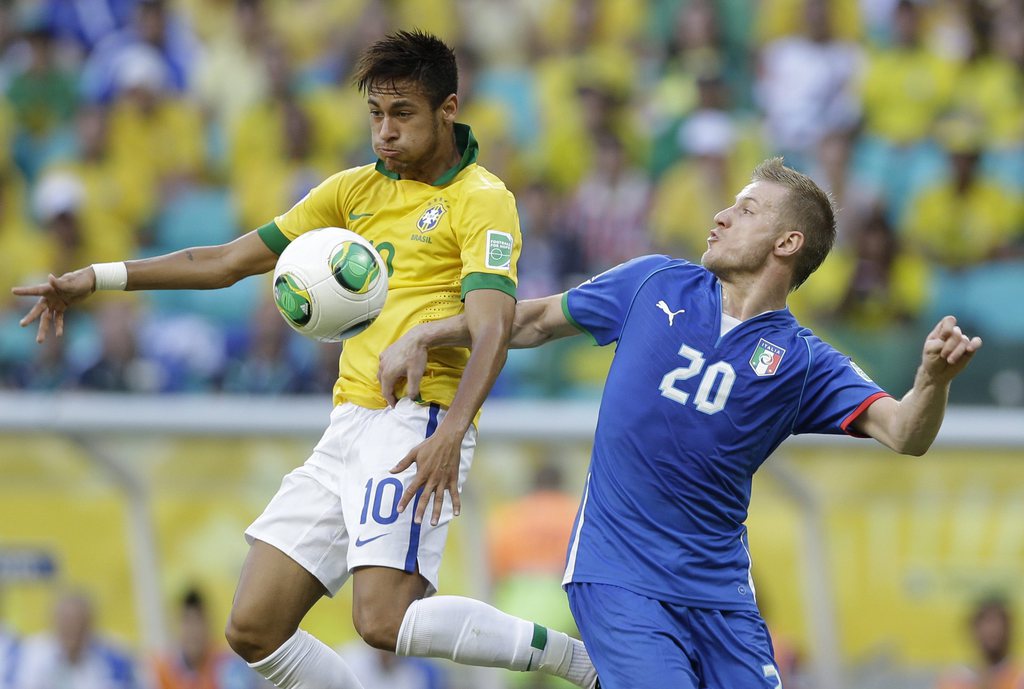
{"left": 417, "top": 204, "right": 446, "bottom": 232}
{"left": 749, "top": 338, "right": 785, "bottom": 377}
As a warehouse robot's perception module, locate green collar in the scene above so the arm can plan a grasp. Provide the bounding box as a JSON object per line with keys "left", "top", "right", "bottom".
{"left": 374, "top": 123, "right": 478, "bottom": 185}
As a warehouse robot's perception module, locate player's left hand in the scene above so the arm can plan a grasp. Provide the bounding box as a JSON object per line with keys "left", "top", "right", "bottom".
{"left": 378, "top": 327, "right": 428, "bottom": 407}
{"left": 920, "top": 315, "right": 982, "bottom": 384}
{"left": 391, "top": 426, "right": 463, "bottom": 525}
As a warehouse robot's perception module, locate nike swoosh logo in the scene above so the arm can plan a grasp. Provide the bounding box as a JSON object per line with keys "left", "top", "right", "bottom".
{"left": 348, "top": 211, "right": 374, "bottom": 221}
{"left": 354, "top": 534, "right": 387, "bottom": 548}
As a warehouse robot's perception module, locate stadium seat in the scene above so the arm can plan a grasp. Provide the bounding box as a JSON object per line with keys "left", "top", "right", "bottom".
{"left": 145, "top": 187, "right": 259, "bottom": 327}
{"left": 152, "top": 185, "right": 239, "bottom": 250}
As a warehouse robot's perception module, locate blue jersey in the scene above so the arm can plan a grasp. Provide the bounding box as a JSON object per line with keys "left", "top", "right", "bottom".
{"left": 561, "top": 256, "right": 889, "bottom": 611}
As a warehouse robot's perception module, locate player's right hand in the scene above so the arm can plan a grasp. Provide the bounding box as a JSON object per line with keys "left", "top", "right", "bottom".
{"left": 11, "top": 267, "right": 96, "bottom": 343}
{"left": 378, "top": 325, "right": 429, "bottom": 407}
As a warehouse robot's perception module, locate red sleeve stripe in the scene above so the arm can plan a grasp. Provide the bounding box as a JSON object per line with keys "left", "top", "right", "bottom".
{"left": 840, "top": 391, "right": 892, "bottom": 437}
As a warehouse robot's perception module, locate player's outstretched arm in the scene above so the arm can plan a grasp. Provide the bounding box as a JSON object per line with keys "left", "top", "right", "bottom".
{"left": 390, "top": 288, "right": 515, "bottom": 525}
{"left": 11, "top": 230, "right": 278, "bottom": 343}
{"left": 851, "top": 316, "right": 982, "bottom": 455}
{"left": 378, "top": 293, "right": 579, "bottom": 406}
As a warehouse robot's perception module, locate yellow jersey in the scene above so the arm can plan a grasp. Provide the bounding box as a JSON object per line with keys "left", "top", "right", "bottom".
{"left": 257, "top": 124, "right": 521, "bottom": 410}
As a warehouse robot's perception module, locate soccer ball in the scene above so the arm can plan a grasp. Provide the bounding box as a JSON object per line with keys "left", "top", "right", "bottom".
{"left": 272, "top": 227, "right": 388, "bottom": 342}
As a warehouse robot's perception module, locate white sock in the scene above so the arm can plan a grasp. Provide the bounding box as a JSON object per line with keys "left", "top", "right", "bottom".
{"left": 248, "top": 629, "right": 365, "bottom": 689}
{"left": 396, "top": 595, "right": 597, "bottom": 688}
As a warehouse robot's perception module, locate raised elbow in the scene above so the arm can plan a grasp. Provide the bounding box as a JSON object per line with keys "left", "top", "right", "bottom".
{"left": 895, "top": 440, "right": 930, "bottom": 457}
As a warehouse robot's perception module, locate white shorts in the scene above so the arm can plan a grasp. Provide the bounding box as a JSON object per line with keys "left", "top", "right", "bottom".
{"left": 245, "top": 399, "right": 477, "bottom": 596}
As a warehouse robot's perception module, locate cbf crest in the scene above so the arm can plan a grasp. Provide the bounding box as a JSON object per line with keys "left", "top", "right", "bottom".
{"left": 416, "top": 201, "right": 447, "bottom": 232}
{"left": 749, "top": 338, "right": 785, "bottom": 376}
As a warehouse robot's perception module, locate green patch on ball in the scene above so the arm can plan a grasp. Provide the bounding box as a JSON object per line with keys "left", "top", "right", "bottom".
{"left": 331, "top": 242, "right": 380, "bottom": 294}
{"left": 274, "top": 273, "right": 312, "bottom": 325}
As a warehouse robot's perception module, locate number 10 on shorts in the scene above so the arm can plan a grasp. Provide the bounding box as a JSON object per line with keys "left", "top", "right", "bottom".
{"left": 360, "top": 477, "right": 404, "bottom": 525}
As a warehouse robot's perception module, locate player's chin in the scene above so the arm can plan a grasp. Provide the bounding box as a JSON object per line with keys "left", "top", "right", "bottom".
{"left": 383, "top": 158, "right": 411, "bottom": 175}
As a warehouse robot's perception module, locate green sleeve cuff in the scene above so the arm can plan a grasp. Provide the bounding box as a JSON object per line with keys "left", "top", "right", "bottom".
{"left": 461, "top": 272, "right": 516, "bottom": 300}
{"left": 257, "top": 221, "right": 290, "bottom": 255}
{"left": 561, "top": 291, "right": 598, "bottom": 345}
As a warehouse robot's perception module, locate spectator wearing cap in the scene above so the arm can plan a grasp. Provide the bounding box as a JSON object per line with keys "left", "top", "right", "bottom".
{"left": 34, "top": 163, "right": 134, "bottom": 271}
{"left": 104, "top": 43, "right": 204, "bottom": 200}
{"left": 649, "top": 74, "right": 765, "bottom": 261}
{"left": 79, "top": 0, "right": 199, "bottom": 105}
{"left": 32, "top": 169, "right": 87, "bottom": 275}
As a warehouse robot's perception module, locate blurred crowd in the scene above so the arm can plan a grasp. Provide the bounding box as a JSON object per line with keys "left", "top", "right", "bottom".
{"left": 0, "top": 586, "right": 448, "bottom": 689}
{"left": 1, "top": 0, "right": 1023, "bottom": 401}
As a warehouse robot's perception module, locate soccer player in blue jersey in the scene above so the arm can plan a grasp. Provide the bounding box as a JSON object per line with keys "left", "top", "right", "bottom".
{"left": 380, "top": 157, "right": 982, "bottom": 689}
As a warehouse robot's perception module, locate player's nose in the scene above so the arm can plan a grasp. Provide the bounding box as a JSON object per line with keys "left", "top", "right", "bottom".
{"left": 713, "top": 207, "right": 729, "bottom": 228}
{"left": 379, "top": 116, "right": 398, "bottom": 140}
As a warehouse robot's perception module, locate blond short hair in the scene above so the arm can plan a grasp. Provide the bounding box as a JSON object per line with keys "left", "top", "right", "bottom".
{"left": 752, "top": 157, "right": 837, "bottom": 290}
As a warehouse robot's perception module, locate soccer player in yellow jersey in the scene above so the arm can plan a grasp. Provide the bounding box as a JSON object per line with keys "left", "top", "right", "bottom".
{"left": 13, "top": 31, "right": 598, "bottom": 689}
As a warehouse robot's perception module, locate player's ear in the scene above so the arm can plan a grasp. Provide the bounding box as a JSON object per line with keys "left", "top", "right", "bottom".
{"left": 439, "top": 94, "right": 458, "bottom": 124}
{"left": 775, "top": 230, "right": 803, "bottom": 258}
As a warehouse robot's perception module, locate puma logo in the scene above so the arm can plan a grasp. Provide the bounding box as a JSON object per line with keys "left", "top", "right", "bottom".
{"left": 656, "top": 300, "right": 686, "bottom": 326}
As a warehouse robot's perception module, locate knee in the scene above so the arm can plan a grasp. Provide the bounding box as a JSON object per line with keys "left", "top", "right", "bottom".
{"left": 225, "top": 610, "right": 286, "bottom": 664}
{"left": 352, "top": 600, "right": 408, "bottom": 652}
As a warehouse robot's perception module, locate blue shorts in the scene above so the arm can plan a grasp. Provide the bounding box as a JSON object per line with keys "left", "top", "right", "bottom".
{"left": 567, "top": 582, "right": 783, "bottom": 689}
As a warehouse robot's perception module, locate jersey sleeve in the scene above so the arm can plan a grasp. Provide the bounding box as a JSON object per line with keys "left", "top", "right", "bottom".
{"left": 454, "top": 186, "right": 521, "bottom": 300}
{"left": 564, "top": 255, "right": 674, "bottom": 346}
{"left": 792, "top": 335, "right": 892, "bottom": 436}
{"left": 257, "top": 171, "right": 350, "bottom": 254}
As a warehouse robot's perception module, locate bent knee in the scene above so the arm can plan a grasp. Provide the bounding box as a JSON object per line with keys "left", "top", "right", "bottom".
{"left": 225, "top": 611, "right": 291, "bottom": 663}
{"left": 352, "top": 601, "right": 409, "bottom": 652}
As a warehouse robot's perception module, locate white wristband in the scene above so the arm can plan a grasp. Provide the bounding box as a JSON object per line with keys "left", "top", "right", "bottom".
{"left": 91, "top": 262, "right": 128, "bottom": 291}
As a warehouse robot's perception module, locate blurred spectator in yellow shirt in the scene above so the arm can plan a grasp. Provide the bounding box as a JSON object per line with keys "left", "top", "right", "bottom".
{"left": 860, "top": 0, "right": 956, "bottom": 146}
{"left": 0, "top": 168, "right": 54, "bottom": 296}
{"left": 854, "top": 0, "right": 958, "bottom": 218}
{"left": 531, "top": 0, "right": 641, "bottom": 191}
{"left": 935, "top": 595, "right": 1023, "bottom": 689}
{"left": 230, "top": 42, "right": 335, "bottom": 232}
{"left": 266, "top": 0, "right": 368, "bottom": 70}
{"left": 789, "top": 202, "right": 928, "bottom": 331}
{"left": 105, "top": 44, "right": 205, "bottom": 203}
{"left": 43, "top": 106, "right": 154, "bottom": 247}
{"left": 948, "top": 4, "right": 1024, "bottom": 149}
{"left": 902, "top": 114, "right": 1024, "bottom": 269}
{"left": 755, "top": 0, "right": 862, "bottom": 44}
{"left": 193, "top": 0, "right": 271, "bottom": 151}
